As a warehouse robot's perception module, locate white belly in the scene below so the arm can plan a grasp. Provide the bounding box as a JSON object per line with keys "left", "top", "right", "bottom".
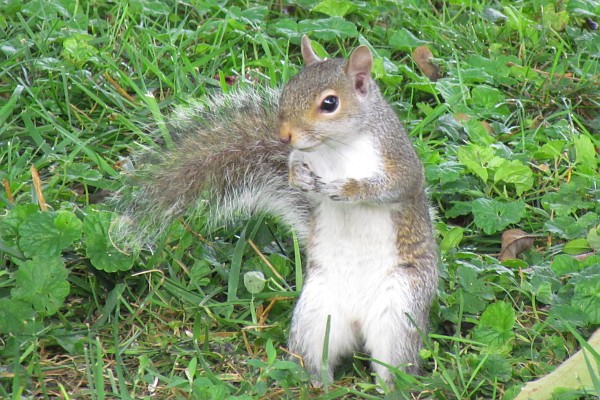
{"left": 309, "top": 201, "right": 402, "bottom": 314}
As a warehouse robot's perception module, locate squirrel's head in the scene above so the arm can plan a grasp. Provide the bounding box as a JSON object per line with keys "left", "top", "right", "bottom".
{"left": 278, "top": 36, "right": 375, "bottom": 150}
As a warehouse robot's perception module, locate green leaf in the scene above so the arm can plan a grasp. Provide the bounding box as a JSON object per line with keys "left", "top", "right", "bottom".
{"left": 574, "top": 134, "right": 598, "bottom": 175}
{"left": 492, "top": 158, "right": 534, "bottom": 196}
{"left": 11, "top": 256, "right": 70, "bottom": 316}
{"left": 243, "top": 271, "right": 266, "bottom": 294}
{"left": 435, "top": 79, "right": 470, "bottom": 107}
{"left": 61, "top": 34, "right": 98, "bottom": 67}
{"left": 440, "top": 226, "right": 464, "bottom": 253}
{"left": 463, "top": 118, "right": 495, "bottom": 146}
{"left": 571, "top": 279, "right": 600, "bottom": 323}
{"left": 541, "top": 181, "right": 595, "bottom": 217}
{"left": 563, "top": 238, "right": 592, "bottom": 255}
{"left": 266, "top": 338, "right": 277, "bottom": 365}
{"left": 548, "top": 305, "right": 589, "bottom": 330}
{"left": 533, "top": 140, "right": 566, "bottom": 161}
{"left": 480, "top": 353, "right": 512, "bottom": 382}
{"left": 470, "top": 85, "right": 510, "bottom": 117}
{"left": 65, "top": 163, "right": 102, "bottom": 182}
{"left": 298, "top": 17, "right": 358, "bottom": 40}
{"left": 587, "top": 226, "right": 600, "bottom": 251}
{"left": 472, "top": 301, "right": 515, "bottom": 351}
{"left": 545, "top": 213, "right": 599, "bottom": 240}
{"left": 83, "top": 210, "right": 135, "bottom": 272}
{"left": 18, "top": 211, "right": 82, "bottom": 258}
{"left": 457, "top": 144, "right": 495, "bottom": 182}
{"left": 446, "top": 201, "right": 473, "bottom": 218}
{"left": 312, "top": 0, "right": 357, "bottom": 17}
{"left": 0, "top": 203, "right": 39, "bottom": 242}
{"left": 457, "top": 265, "right": 485, "bottom": 294}
{"left": 389, "top": 28, "right": 429, "bottom": 51}
{"left": 268, "top": 18, "right": 298, "bottom": 38}
{"left": 0, "top": 298, "right": 40, "bottom": 335}
{"left": 551, "top": 254, "right": 582, "bottom": 276}
{"left": 471, "top": 199, "right": 527, "bottom": 235}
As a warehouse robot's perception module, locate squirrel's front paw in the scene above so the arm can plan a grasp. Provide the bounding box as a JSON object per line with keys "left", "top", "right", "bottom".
{"left": 315, "top": 180, "right": 348, "bottom": 201}
{"left": 289, "top": 163, "right": 320, "bottom": 192}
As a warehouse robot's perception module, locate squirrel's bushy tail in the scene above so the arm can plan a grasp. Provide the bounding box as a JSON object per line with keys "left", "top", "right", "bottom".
{"left": 112, "top": 87, "right": 309, "bottom": 249}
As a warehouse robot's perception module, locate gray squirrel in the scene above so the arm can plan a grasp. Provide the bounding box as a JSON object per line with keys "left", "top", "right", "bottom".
{"left": 114, "top": 36, "right": 438, "bottom": 384}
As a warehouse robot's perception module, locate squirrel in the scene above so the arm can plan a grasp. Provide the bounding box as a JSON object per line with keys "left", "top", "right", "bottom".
{"left": 114, "top": 36, "right": 438, "bottom": 385}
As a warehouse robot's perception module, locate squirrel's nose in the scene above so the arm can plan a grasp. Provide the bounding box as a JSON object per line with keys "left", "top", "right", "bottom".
{"left": 278, "top": 122, "right": 293, "bottom": 144}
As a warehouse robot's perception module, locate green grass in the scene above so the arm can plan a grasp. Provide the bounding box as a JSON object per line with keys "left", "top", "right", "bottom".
{"left": 1, "top": 0, "right": 599, "bottom": 398}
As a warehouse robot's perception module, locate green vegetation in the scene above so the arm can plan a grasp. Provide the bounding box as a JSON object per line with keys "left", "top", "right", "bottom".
{"left": 1, "top": 0, "right": 599, "bottom": 398}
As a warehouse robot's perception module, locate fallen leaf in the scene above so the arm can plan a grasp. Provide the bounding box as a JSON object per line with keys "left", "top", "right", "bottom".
{"left": 499, "top": 229, "right": 536, "bottom": 261}
{"left": 413, "top": 45, "right": 440, "bottom": 81}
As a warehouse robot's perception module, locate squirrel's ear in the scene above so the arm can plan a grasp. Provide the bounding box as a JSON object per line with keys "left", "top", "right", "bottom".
{"left": 346, "top": 45, "right": 373, "bottom": 96}
{"left": 301, "top": 35, "right": 322, "bottom": 66}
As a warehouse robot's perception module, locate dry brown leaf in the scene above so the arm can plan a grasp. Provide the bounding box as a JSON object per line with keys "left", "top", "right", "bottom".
{"left": 499, "top": 229, "right": 536, "bottom": 261}
{"left": 453, "top": 113, "right": 471, "bottom": 122}
{"left": 480, "top": 120, "right": 494, "bottom": 134}
{"left": 413, "top": 45, "right": 440, "bottom": 81}
{"left": 573, "top": 251, "right": 596, "bottom": 261}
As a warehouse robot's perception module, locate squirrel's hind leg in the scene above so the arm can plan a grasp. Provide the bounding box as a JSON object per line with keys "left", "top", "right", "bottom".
{"left": 288, "top": 275, "right": 360, "bottom": 383}
{"left": 361, "top": 274, "right": 424, "bottom": 384}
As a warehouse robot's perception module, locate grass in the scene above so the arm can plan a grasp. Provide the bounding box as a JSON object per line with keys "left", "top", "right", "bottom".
{"left": 1, "top": 0, "right": 599, "bottom": 398}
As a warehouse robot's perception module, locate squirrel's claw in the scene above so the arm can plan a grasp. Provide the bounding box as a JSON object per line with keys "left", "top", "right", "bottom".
{"left": 289, "top": 163, "right": 319, "bottom": 192}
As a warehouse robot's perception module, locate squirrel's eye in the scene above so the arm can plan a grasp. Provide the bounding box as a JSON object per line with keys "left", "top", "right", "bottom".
{"left": 319, "top": 95, "right": 339, "bottom": 113}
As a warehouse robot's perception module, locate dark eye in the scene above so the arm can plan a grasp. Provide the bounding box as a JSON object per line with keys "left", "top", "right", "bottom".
{"left": 319, "top": 95, "right": 339, "bottom": 113}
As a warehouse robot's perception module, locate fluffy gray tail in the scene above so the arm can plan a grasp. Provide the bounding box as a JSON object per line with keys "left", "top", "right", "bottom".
{"left": 112, "top": 87, "right": 309, "bottom": 249}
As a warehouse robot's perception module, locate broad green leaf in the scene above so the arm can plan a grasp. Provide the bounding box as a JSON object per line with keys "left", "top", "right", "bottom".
{"left": 440, "top": 226, "right": 464, "bottom": 253}
{"left": 480, "top": 354, "right": 512, "bottom": 382}
{"left": 389, "top": 28, "right": 428, "bottom": 51}
{"left": 457, "top": 144, "right": 495, "bottom": 182}
{"left": 0, "top": 203, "right": 39, "bottom": 242}
{"left": 83, "top": 210, "right": 135, "bottom": 272}
{"left": 61, "top": 34, "right": 98, "bottom": 67}
{"left": 0, "top": 298, "right": 40, "bottom": 335}
{"left": 549, "top": 304, "right": 589, "bottom": 330}
{"left": 446, "top": 201, "right": 473, "bottom": 218}
{"left": 228, "top": 6, "right": 268, "bottom": 28}
{"left": 65, "top": 163, "right": 102, "bottom": 182}
{"left": 563, "top": 238, "right": 592, "bottom": 255}
{"left": 457, "top": 265, "right": 485, "bottom": 294}
{"left": 266, "top": 338, "right": 277, "bottom": 365}
{"left": 243, "top": 271, "right": 266, "bottom": 294}
{"left": 463, "top": 118, "right": 494, "bottom": 146}
{"left": 11, "top": 256, "right": 70, "bottom": 316}
{"left": 436, "top": 79, "right": 470, "bottom": 108}
{"left": 472, "top": 301, "right": 515, "bottom": 351}
{"left": 492, "top": 158, "right": 534, "bottom": 196}
{"left": 542, "top": 6, "right": 569, "bottom": 31}
{"left": 470, "top": 85, "right": 510, "bottom": 117}
{"left": 18, "top": 211, "right": 82, "bottom": 258}
{"left": 545, "top": 212, "right": 599, "bottom": 240}
{"left": 587, "top": 226, "right": 600, "bottom": 251}
{"left": 425, "top": 161, "right": 463, "bottom": 185}
{"left": 533, "top": 140, "right": 566, "bottom": 161}
{"left": 574, "top": 134, "right": 597, "bottom": 175}
{"left": 298, "top": 17, "right": 358, "bottom": 40}
{"left": 551, "top": 254, "right": 582, "bottom": 276}
{"left": 312, "top": 0, "right": 357, "bottom": 17}
{"left": 571, "top": 279, "right": 600, "bottom": 323}
{"left": 463, "top": 55, "right": 517, "bottom": 86}
{"left": 471, "top": 199, "right": 527, "bottom": 235}
{"left": 541, "top": 181, "right": 595, "bottom": 216}
{"left": 268, "top": 18, "right": 298, "bottom": 38}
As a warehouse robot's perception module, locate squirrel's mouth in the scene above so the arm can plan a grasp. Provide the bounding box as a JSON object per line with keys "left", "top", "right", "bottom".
{"left": 291, "top": 135, "right": 324, "bottom": 152}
